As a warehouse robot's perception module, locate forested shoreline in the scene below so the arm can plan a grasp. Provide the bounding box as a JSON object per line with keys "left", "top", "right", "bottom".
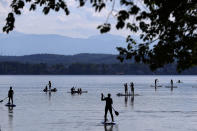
{"left": 0, "top": 62, "right": 196, "bottom": 75}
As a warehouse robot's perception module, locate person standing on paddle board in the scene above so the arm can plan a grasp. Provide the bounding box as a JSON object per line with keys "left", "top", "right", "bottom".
{"left": 48, "top": 81, "right": 52, "bottom": 91}
{"left": 101, "top": 93, "right": 114, "bottom": 122}
{"left": 171, "top": 79, "right": 173, "bottom": 91}
{"left": 124, "top": 83, "right": 128, "bottom": 95}
{"left": 130, "top": 82, "right": 134, "bottom": 96}
{"left": 8, "top": 87, "right": 14, "bottom": 104}
{"left": 171, "top": 79, "right": 173, "bottom": 87}
{"left": 155, "top": 79, "right": 158, "bottom": 87}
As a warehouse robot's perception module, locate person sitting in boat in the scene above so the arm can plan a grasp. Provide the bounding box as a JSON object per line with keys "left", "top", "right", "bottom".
{"left": 101, "top": 93, "right": 114, "bottom": 122}
{"left": 177, "top": 80, "right": 182, "bottom": 83}
{"left": 8, "top": 87, "right": 14, "bottom": 104}
{"left": 43, "top": 85, "right": 48, "bottom": 92}
{"left": 77, "top": 88, "right": 80, "bottom": 92}
{"left": 71, "top": 87, "right": 75, "bottom": 93}
{"left": 51, "top": 88, "right": 57, "bottom": 92}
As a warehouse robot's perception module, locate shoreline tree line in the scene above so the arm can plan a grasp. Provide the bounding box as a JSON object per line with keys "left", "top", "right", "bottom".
{"left": 0, "top": 62, "right": 197, "bottom": 75}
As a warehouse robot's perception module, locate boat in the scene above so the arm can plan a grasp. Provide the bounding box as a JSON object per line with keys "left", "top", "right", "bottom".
{"left": 67, "top": 91, "right": 88, "bottom": 94}
{"left": 43, "top": 88, "right": 57, "bottom": 92}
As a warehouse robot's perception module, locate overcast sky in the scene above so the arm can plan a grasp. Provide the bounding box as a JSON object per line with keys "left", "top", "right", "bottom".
{"left": 0, "top": 0, "right": 132, "bottom": 38}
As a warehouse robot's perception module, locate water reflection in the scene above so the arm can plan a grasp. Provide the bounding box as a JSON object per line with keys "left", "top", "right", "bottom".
{"left": 48, "top": 91, "right": 51, "bottom": 101}
{"left": 124, "top": 96, "right": 128, "bottom": 107}
{"left": 104, "top": 125, "right": 119, "bottom": 131}
{"left": 124, "top": 96, "right": 134, "bottom": 108}
{"left": 8, "top": 107, "right": 14, "bottom": 131}
{"left": 130, "top": 96, "right": 134, "bottom": 109}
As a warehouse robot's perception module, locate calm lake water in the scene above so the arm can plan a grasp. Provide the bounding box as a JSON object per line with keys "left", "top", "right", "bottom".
{"left": 0, "top": 75, "right": 197, "bottom": 131}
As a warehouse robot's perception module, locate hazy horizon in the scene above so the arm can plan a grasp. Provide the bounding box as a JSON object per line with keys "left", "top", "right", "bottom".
{"left": 0, "top": 31, "right": 132, "bottom": 56}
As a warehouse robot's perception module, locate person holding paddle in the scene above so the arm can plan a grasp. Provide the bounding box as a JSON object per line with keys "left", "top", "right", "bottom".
{"left": 124, "top": 83, "right": 128, "bottom": 95}
{"left": 101, "top": 93, "right": 114, "bottom": 122}
{"left": 130, "top": 82, "right": 134, "bottom": 96}
{"left": 8, "top": 87, "right": 14, "bottom": 104}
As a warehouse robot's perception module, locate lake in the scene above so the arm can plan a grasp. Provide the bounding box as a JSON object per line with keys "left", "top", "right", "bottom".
{"left": 0, "top": 75, "right": 197, "bottom": 131}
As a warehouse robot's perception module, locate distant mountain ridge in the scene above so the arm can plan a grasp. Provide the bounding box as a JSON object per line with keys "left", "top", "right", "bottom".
{"left": 0, "top": 32, "right": 128, "bottom": 56}
{"left": 0, "top": 53, "right": 123, "bottom": 65}
{"left": 0, "top": 53, "right": 196, "bottom": 75}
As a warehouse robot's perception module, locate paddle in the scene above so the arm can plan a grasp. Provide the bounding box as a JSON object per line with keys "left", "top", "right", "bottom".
{"left": 112, "top": 107, "right": 119, "bottom": 116}
{"left": 0, "top": 97, "right": 8, "bottom": 103}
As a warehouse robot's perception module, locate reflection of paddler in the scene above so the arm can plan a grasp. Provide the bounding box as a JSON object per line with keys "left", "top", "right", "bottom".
{"left": 124, "top": 96, "right": 128, "bottom": 107}
{"left": 104, "top": 124, "right": 114, "bottom": 131}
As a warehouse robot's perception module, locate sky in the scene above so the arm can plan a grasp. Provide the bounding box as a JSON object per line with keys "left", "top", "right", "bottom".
{"left": 0, "top": 0, "right": 132, "bottom": 38}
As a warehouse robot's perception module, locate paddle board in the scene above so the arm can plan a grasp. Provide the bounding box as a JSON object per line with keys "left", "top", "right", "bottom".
{"left": 67, "top": 91, "right": 88, "bottom": 93}
{"left": 165, "top": 86, "right": 178, "bottom": 88}
{"left": 5, "top": 103, "right": 16, "bottom": 107}
{"left": 101, "top": 121, "right": 116, "bottom": 125}
{"left": 116, "top": 93, "right": 139, "bottom": 96}
{"left": 150, "top": 85, "right": 162, "bottom": 87}
{"left": 43, "top": 90, "right": 57, "bottom": 92}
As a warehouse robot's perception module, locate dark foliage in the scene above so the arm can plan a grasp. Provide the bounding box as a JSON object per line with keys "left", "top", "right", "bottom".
{"left": 3, "top": 0, "right": 197, "bottom": 72}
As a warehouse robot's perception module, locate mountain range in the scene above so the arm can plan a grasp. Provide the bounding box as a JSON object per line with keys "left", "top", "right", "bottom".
{"left": 0, "top": 32, "right": 129, "bottom": 56}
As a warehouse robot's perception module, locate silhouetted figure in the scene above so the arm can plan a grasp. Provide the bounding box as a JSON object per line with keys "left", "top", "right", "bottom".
{"left": 130, "top": 82, "right": 134, "bottom": 96}
{"left": 8, "top": 87, "right": 14, "bottom": 104}
{"left": 124, "top": 83, "right": 128, "bottom": 95}
{"left": 171, "top": 79, "right": 173, "bottom": 87}
{"left": 43, "top": 85, "right": 48, "bottom": 92}
{"left": 101, "top": 93, "right": 114, "bottom": 122}
{"left": 79, "top": 88, "right": 82, "bottom": 94}
{"left": 171, "top": 79, "right": 173, "bottom": 91}
{"left": 71, "top": 87, "right": 75, "bottom": 93}
{"left": 177, "top": 80, "right": 182, "bottom": 83}
{"left": 155, "top": 79, "right": 158, "bottom": 88}
{"left": 48, "top": 81, "right": 52, "bottom": 91}
{"left": 51, "top": 88, "right": 57, "bottom": 92}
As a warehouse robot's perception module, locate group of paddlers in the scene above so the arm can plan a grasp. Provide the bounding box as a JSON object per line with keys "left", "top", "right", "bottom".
{"left": 43, "top": 81, "right": 57, "bottom": 92}
{"left": 70, "top": 87, "right": 82, "bottom": 94}
{"left": 2, "top": 86, "right": 115, "bottom": 123}
{"left": 124, "top": 82, "right": 134, "bottom": 96}
{"left": 1, "top": 78, "right": 185, "bottom": 124}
